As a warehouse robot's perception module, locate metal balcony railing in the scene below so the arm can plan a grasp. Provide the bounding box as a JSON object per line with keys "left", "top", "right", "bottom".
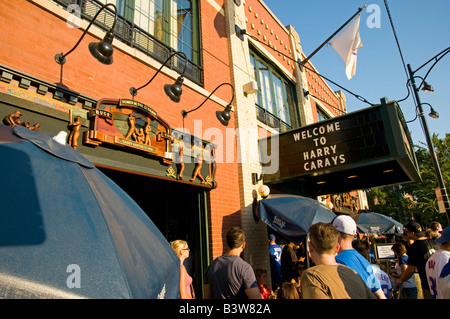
{"left": 256, "top": 105, "right": 292, "bottom": 132}
{"left": 52, "top": 0, "right": 203, "bottom": 86}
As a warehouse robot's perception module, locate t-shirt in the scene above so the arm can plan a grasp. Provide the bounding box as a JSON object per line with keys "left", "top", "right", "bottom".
{"left": 371, "top": 264, "right": 392, "bottom": 299}
{"left": 205, "top": 254, "right": 258, "bottom": 299}
{"left": 335, "top": 249, "right": 381, "bottom": 293}
{"left": 437, "top": 260, "right": 450, "bottom": 299}
{"left": 269, "top": 244, "right": 282, "bottom": 283}
{"left": 406, "top": 239, "right": 440, "bottom": 290}
{"left": 280, "top": 245, "right": 298, "bottom": 282}
{"left": 425, "top": 249, "right": 450, "bottom": 299}
{"left": 301, "top": 264, "right": 376, "bottom": 299}
{"left": 397, "top": 255, "right": 416, "bottom": 288}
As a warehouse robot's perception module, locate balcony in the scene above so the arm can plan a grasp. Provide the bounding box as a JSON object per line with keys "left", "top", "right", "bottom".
{"left": 53, "top": 0, "right": 203, "bottom": 86}
{"left": 256, "top": 105, "right": 291, "bottom": 132}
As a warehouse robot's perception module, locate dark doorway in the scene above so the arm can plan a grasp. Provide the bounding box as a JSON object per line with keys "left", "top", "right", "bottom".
{"left": 98, "top": 167, "right": 209, "bottom": 298}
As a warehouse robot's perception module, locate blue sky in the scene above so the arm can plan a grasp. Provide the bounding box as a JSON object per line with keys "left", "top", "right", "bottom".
{"left": 262, "top": 0, "right": 450, "bottom": 146}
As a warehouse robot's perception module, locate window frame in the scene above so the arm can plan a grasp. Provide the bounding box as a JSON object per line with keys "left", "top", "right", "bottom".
{"left": 316, "top": 102, "right": 331, "bottom": 122}
{"left": 250, "top": 50, "right": 300, "bottom": 131}
{"left": 101, "top": 0, "right": 201, "bottom": 65}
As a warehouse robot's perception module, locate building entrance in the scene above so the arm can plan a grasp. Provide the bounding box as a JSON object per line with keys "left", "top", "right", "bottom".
{"left": 99, "top": 167, "right": 209, "bottom": 298}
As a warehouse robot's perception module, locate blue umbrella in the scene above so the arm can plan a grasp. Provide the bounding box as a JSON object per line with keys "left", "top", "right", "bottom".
{"left": 351, "top": 211, "right": 403, "bottom": 235}
{"left": 257, "top": 194, "right": 336, "bottom": 244}
{"left": 0, "top": 125, "right": 180, "bottom": 299}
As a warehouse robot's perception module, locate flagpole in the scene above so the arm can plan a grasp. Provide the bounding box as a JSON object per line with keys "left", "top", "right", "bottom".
{"left": 300, "top": 5, "right": 366, "bottom": 66}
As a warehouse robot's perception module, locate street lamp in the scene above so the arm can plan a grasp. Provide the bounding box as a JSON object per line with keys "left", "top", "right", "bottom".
{"left": 407, "top": 46, "right": 450, "bottom": 224}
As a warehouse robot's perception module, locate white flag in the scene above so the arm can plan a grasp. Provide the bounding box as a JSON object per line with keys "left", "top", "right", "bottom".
{"left": 329, "top": 14, "right": 363, "bottom": 79}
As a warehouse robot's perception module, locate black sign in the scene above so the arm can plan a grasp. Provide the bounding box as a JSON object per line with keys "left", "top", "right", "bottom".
{"left": 260, "top": 99, "right": 421, "bottom": 196}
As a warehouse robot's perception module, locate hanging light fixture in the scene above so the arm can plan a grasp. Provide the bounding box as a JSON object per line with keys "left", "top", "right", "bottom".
{"left": 129, "top": 51, "right": 188, "bottom": 103}
{"left": 429, "top": 106, "right": 439, "bottom": 119}
{"left": 421, "top": 80, "right": 434, "bottom": 93}
{"left": 181, "top": 82, "right": 235, "bottom": 126}
{"left": 55, "top": 3, "right": 118, "bottom": 66}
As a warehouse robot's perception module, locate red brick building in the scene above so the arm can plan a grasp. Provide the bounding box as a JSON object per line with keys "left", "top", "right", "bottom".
{"left": 0, "top": 0, "right": 358, "bottom": 297}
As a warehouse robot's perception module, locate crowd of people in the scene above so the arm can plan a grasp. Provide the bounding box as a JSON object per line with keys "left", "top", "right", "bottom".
{"left": 170, "top": 219, "right": 449, "bottom": 300}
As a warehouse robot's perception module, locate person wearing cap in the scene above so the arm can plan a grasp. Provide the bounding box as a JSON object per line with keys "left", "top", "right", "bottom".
{"left": 268, "top": 234, "right": 282, "bottom": 289}
{"left": 300, "top": 222, "right": 376, "bottom": 299}
{"left": 397, "top": 221, "right": 440, "bottom": 299}
{"left": 332, "top": 215, "right": 386, "bottom": 299}
{"left": 425, "top": 226, "right": 450, "bottom": 299}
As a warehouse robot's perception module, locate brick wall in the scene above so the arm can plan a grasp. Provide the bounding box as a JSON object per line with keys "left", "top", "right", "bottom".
{"left": 0, "top": 0, "right": 241, "bottom": 262}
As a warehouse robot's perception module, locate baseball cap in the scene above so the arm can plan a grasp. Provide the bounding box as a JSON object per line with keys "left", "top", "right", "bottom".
{"left": 436, "top": 226, "right": 450, "bottom": 244}
{"left": 269, "top": 234, "right": 276, "bottom": 241}
{"left": 332, "top": 215, "right": 357, "bottom": 235}
{"left": 404, "top": 221, "right": 425, "bottom": 237}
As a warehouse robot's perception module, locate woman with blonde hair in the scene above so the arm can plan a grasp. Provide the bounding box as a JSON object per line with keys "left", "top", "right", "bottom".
{"left": 170, "top": 240, "right": 195, "bottom": 299}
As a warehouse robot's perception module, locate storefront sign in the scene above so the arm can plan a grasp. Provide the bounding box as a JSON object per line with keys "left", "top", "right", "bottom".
{"left": 82, "top": 98, "right": 217, "bottom": 188}
{"left": 83, "top": 98, "right": 174, "bottom": 164}
{"left": 260, "top": 99, "right": 421, "bottom": 196}
{"left": 292, "top": 121, "right": 346, "bottom": 173}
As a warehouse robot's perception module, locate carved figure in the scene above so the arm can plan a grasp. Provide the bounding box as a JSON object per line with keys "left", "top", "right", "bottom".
{"left": 68, "top": 115, "right": 81, "bottom": 149}
{"left": 190, "top": 152, "right": 205, "bottom": 183}
{"left": 29, "top": 123, "right": 40, "bottom": 131}
{"left": 136, "top": 128, "right": 145, "bottom": 144}
{"left": 144, "top": 122, "right": 152, "bottom": 146}
{"left": 3, "top": 111, "right": 40, "bottom": 131}
{"left": 209, "top": 146, "right": 217, "bottom": 188}
{"left": 124, "top": 113, "right": 136, "bottom": 140}
{"left": 3, "top": 111, "right": 22, "bottom": 126}
{"left": 176, "top": 143, "right": 185, "bottom": 180}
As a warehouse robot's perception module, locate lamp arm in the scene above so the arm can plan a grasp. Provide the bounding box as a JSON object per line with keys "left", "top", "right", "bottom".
{"left": 413, "top": 46, "right": 450, "bottom": 74}
{"left": 58, "top": 3, "right": 118, "bottom": 62}
{"left": 133, "top": 51, "right": 188, "bottom": 93}
{"left": 418, "top": 48, "right": 450, "bottom": 89}
{"left": 184, "top": 82, "right": 235, "bottom": 116}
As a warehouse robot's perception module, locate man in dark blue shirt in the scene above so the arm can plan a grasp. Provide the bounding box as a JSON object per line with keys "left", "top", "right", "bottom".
{"left": 268, "top": 234, "right": 282, "bottom": 289}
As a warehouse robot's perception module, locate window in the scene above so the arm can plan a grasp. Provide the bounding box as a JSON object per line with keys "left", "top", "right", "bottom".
{"left": 250, "top": 51, "right": 299, "bottom": 131}
{"left": 316, "top": 104, "right": 330, "bottom": 122}
{"left": 102, "top": 0, "right": 200, "bottom": 64}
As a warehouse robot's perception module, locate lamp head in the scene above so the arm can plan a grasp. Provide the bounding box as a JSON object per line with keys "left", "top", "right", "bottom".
{"left": 88, "top": 31, "right": 115, "bottom": 65}
{"left": 164, "top": 76, "right": 184, "bottom": 103}
{"left": 429, "top": 106, "right": 439, "bottom": 119}
{"left": 421, "top": 81, "right": 434, "bottom": 93}
{"left": 216, "top": 104, "right": 232, "bottom": 126}
{"left": 258, "top": 184, "right": 270, "bottom": 198}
